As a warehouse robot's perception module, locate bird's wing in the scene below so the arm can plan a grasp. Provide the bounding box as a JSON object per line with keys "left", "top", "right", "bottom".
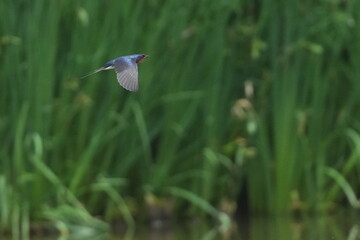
{"left": 114, "top": 59, "right": 138, "bottom": 92}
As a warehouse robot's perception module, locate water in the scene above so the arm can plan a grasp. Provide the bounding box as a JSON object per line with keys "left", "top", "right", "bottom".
{"left": 114, "top": 214, "right": 360, "bottom": 240}
{"left": 3, "top": 214, "right": 360, "bottom": 240}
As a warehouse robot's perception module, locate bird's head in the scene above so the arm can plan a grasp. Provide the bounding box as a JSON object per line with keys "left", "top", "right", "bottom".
{"left": 134, "top": 54, "right": 149, "bottom": 64}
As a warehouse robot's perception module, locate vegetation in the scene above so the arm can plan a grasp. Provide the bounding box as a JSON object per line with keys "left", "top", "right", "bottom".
{"left": 1, "top": 0, "right": 360, "bottom": 237}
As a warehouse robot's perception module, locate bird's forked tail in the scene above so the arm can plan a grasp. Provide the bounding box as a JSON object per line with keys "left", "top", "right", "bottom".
{"left": 80, "top": 68, "right": 105, "bottom": 79}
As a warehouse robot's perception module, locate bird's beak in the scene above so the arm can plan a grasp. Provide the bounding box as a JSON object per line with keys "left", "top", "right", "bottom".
{"left": 137, "top": 54, "right": 149, "bottom": 64}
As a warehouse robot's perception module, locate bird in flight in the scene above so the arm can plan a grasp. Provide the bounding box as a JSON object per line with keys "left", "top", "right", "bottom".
{"left": 80, "top": 54, "right": 148, "bottom": 92}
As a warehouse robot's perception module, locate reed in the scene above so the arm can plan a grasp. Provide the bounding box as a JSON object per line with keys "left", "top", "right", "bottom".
{"left": 1, "top": 0, "right": 360, "bottom": 235}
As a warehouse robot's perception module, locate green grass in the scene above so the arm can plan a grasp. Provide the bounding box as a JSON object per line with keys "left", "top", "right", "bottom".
{"left": 1, "top": 0, "right": 360, "bottom": 236}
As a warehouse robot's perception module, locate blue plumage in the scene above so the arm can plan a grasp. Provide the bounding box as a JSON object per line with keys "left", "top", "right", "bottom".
{"left": 80, "top": 54, "right": 148, "bottom": 92}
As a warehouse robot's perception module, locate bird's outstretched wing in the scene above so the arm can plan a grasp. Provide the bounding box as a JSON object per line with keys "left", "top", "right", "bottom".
{"left": 114, "top": 59, "right": 139, "bottom": 92}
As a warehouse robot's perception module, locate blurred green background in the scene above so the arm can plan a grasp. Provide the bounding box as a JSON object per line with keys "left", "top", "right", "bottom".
{"left": 1, "top": 0, "right": 360, "bottom": 237}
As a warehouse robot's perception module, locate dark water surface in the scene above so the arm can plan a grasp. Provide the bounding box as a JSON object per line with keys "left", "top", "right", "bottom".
{"left": 6, "top": 213, "right": 360, "bottom": 240}
{"left": 128, "top": 215, "right": 359, "bottom": 240}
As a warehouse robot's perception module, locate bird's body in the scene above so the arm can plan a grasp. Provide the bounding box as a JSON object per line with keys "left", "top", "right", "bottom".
{"left": 81, "top": 54, "right": 148, "bottom": 92}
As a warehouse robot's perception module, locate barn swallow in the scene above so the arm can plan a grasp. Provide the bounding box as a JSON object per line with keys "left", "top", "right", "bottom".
{"left": 80, "top": 54, "right": 148, "bottom": 91}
